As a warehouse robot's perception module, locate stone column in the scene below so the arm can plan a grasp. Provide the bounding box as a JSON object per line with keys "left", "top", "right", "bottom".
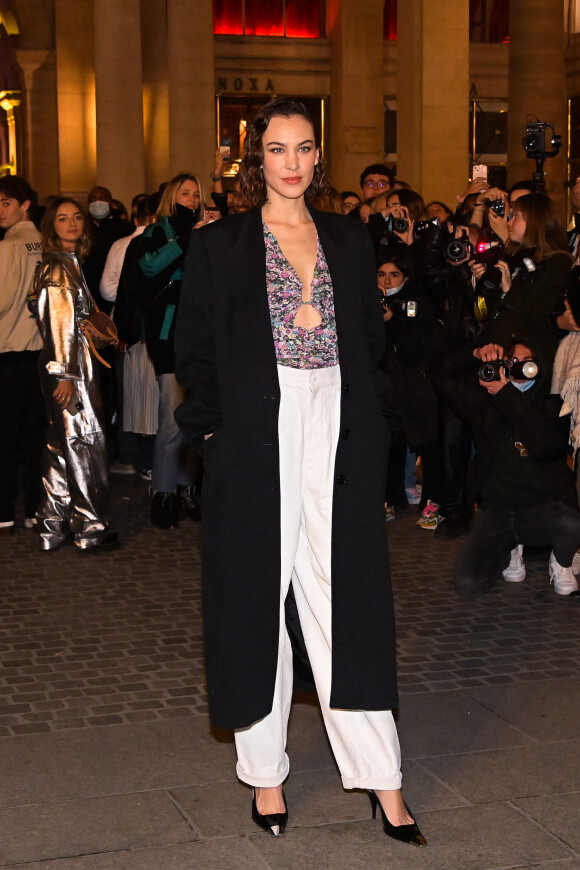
{"left": 141, "top": 0, "right": 169, "bottom": 192}
{"left": 54, "top": 0, "right": 96, "bottom": 199}
{"left": 507, "top": 0, "right": 567, "bottom": 215}
{"left": 396, "top": 0, "right": 470, "bottom": 206}
{"left": 93, "top": 0, "right": 145, "bottom": 208}
{"left": 16, "top": 49, "right": 60, "bottom": 197}
{"left": 167, "top": 0, "right": 215, "bottom": 187}
{"left": 327, "top": 0, "right": 384, "bottom": 192}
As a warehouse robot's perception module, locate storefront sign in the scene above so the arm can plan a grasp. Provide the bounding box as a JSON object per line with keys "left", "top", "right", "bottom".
{"left": 216, "top": 76, "right": 276, "bottom": 93}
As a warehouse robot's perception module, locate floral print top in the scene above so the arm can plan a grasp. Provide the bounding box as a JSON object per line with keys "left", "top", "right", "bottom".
{"left": 263, "top": 224, "right": 339, "bottom": 369}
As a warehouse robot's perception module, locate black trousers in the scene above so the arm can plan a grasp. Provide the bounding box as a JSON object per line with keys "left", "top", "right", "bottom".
{"left": 455, "top": 500, "right": 580, "bottom": 596}
{"left": 0, "top": 351, "right": 46, "bottom": 522}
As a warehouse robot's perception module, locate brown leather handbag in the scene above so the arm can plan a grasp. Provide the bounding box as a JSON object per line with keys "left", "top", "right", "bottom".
{"left": 80, "top": 304, "right": 118, "bottom": 368}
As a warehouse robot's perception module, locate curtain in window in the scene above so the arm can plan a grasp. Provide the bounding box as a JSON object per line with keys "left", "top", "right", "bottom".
{"left": 286, "top": 0, "right": 324, "bottom": 38}
{"left": 245, "top": 0, "right": 284, "bottom": 36}
{"left": 383, "top": 0, "right": 397, "bottom": 41}
{"left": 213, "top": 0, "right": 243, "bottom": 35}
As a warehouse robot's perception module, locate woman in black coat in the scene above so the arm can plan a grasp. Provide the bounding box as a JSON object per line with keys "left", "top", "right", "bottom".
{"left": 174, "top": 98, "right": 426, "bottom": 847}
{"left": 472, "top": 192, "right": 572, "bottom": 365}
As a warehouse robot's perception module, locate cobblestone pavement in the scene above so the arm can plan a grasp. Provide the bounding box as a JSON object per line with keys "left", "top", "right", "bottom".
{"left": 1, "top": 476, "right": 579, "bottom": 736}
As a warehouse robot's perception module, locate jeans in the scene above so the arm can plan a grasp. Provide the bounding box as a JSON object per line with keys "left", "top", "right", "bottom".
{"left": 455, "top": 500, "right": 580, "bottom": 596}
{"left": 151, "top": 372, "right": 191, "bottom": 493}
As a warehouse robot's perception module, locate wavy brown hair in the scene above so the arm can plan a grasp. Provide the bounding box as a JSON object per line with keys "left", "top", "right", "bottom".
{"left": 240, "top": 98, "right": 330, "bottom": 207}
{"left": 41, "top": 197, "right": 92, "bottom": 261}
{"left": 511, "top": 193, "right": 571, "bottom": 263}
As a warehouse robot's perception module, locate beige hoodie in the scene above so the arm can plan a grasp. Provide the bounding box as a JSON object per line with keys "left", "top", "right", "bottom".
{"left": 0, "top": 220, "right": 43, "bottom": 352}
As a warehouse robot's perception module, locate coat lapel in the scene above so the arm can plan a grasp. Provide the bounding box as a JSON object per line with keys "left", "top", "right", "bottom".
{"left": 225, "top": 209, "right": 280, "bottom": 393}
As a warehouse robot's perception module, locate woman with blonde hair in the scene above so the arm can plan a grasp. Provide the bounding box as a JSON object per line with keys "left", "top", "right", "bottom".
{"left": 138, "top": 173, "right": 205, "bottom": 529}
{"left": 34, "top": 197, "right": 119, "bottom": 551}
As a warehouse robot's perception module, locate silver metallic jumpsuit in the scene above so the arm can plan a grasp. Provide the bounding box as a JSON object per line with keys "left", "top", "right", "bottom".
{"left": 34, "top": 251, "right": 110, "bottom": 550}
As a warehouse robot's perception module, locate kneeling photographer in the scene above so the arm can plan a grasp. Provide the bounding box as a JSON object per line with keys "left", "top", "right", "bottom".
{"left": 433, "top": 339, "right": 580, "bottom": 597}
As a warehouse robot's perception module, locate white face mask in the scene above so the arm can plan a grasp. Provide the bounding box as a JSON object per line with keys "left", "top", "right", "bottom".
{"left": 511, "top": 380, "right": 535, "bottom": 392}
{"left": 383, "top": 277, "right": 407, "bottom": 297}
{"left": 89, "top": 200, "right": 110, "bottom": 220}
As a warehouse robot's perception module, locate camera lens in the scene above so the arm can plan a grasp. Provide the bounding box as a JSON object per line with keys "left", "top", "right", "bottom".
{"left": 445, "top": 239, "right": 467, "bottom": 262}
{"left": 478, "top": 362, "right": 500, "bottom": 382}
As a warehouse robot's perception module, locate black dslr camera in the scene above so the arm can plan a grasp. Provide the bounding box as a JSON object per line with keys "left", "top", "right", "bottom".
{"left": 522, "top": 120, "right": 561, "bottom": 161}
{"left": 384, "top": 214, "right": 409, "bottom": 234}
{"left": 485, "top": 198, "right": 505, "bottom": 218}
{"left": 444, "top": 236, "right": 475, "bottom": 263}
{"left": 378, "top": 289, "right": 417, "bottom": 317}
{"left": 478, "top": 358, "right": 539, "bottom": 382}
{"left": 522, "top": 119, "right": 562, "bottom": 190}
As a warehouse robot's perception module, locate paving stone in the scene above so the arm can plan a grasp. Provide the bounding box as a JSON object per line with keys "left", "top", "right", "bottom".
{"left": 514, "top": 792, "right": 580, "bottom": 853}
{"left": 395, "top": 691, "right": 533, "bottom": 758}
{"left": 420, "top": 741, "right": 580, "bottom": 803}
{"left": 462, "top": 678, "right": 580, "bottom": 742}
{"left": 0, "top": 839, "right": 268, "bottom": 869}
{"left": 0, "top": 717, "right": 239, "bottom": 807}
{"left": 0, "top": 792, "right": 194, "bottom": 865}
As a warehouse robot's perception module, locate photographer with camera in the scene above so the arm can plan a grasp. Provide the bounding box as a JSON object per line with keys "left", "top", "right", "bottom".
{"left": 433, "top": 338, "right": 580, "bottom": 596}
{"left": 485, "top": 194, "right": 571, "bottom": 364}
{"left": 377, "top": 245, "right": 443, "bottom": 526}
{"left": 365, "top": 188, "right": 427, "bottom": 256}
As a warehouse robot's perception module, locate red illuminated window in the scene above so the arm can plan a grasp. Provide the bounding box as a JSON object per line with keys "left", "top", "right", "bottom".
{"left": 469, "top": 0, "right": 509, "bottom": 43}
{"left": 383, "top": 0, "right": 397, "bottom": 41}
{"left": 213, "top": 0, "right": 325, "bottom": 38}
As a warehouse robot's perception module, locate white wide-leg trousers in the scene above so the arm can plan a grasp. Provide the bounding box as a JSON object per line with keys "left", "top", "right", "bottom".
{"left": 235, "top": 364, "right": 402, "bottom": 791}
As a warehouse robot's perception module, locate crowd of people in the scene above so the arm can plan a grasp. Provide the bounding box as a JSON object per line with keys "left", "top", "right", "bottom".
{"left": 1, "top": 127, "right": 580, "bottom": 583}
{"left": 2, "top": 96, "right": 580, "bottom": 844}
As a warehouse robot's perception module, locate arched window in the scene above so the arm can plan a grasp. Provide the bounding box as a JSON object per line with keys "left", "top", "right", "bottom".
{"left": 383, "top": 0, "right": 397, "bottom": 41}
{"left": 213, "top": 0, "right": 325, "bottom": 38}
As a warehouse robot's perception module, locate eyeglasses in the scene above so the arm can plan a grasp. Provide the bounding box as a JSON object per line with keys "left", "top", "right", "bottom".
{"left": 364, "top": 180, "right": 390, "bottom": 190}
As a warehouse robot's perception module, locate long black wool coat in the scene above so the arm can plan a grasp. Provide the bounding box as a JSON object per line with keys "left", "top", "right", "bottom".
{"left": 174, "top": 205, "right": 399, "bottom": 729}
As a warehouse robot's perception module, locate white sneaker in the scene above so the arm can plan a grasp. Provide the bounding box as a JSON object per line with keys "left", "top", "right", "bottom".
{"left": 549, "top": 551, "right": 579, "bottom": 595}
{"left": 502, "top": 545, "right": 526, "bottom": 583}
{"left": 572, "top": 551, "right": 580, "bottom": 575}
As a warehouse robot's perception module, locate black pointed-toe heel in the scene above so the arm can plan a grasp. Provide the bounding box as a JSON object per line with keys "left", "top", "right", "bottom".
{"left": 252, "top": 788, "right": 288, "bottom": 837}
{"left": 368, "top": 791, "right": 427, "bottom": 847}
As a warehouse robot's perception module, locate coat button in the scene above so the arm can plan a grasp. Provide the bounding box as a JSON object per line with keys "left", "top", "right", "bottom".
{"left": 336, "top": 474, "right": 346, "bottom": 484}
{"left": 342, "top": 429, "right": 350, "bottom": 439}
{"left": 343, "top": 383, "right": 350, "bottom": 393}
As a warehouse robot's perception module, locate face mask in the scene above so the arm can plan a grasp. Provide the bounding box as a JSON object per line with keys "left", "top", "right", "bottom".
{"left": 511, "top": 380, "right": 535, "bottom": 393}
{"left": 89, "top": 201, "right": 110, "bottom": 220}
{"left": 384, "top": 277, "right": 407, "bottom": 296}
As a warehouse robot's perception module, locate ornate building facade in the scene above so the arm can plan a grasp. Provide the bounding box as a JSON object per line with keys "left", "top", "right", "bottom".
{"left": 0, "top": 0, "right": 575, "bottom": 216}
